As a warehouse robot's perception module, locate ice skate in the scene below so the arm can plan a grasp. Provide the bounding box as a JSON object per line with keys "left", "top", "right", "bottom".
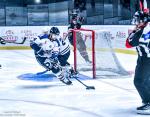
{"left": 137, "top": 103, "right": 150, "bottom": 115}
{"left": 69, "top": 67, "right": 79, "bottom": 78}
{"left": 60, "top": 77, "right": 72, "bottom": 85}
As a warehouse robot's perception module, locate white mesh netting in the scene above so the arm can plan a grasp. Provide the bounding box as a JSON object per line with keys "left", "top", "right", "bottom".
{"left": 73, "top": 29, "right": 129, "bottom": 78}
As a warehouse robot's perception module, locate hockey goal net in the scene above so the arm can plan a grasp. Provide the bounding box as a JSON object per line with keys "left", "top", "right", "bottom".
{"left": 71, "top": 28, "right": 129, "bottom": 78}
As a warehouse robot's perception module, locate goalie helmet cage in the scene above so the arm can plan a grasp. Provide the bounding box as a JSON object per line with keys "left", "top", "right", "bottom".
{"left": 72, "top": 28, "right": 129, "bottom": 79}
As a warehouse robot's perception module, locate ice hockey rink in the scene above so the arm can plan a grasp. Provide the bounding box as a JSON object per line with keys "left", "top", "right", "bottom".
{"left": 0, "top": 49, "right": 148, "bottom": 117}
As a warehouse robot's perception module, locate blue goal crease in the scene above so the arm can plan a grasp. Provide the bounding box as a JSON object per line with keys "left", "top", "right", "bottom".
{"left": 17, "top": 72, "right": 92, "bottom": 82}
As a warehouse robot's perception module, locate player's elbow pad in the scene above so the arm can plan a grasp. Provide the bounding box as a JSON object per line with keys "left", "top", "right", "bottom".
{"left": 126, "top": 37, "right": 140, "bottom": 47}
{"left": 126, "top": 28, "right": 144, "bottom": 47}
{"left": 125, "top": 40, "right": 132, "bottom": 48}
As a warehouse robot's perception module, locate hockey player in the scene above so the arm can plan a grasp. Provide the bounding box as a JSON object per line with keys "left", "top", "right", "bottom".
{"left": 49, "top": 27, "right": 77, "bottom": 77}
{"left": 126, "top": 10, "right": 150, "bottom": 114}
{"left": 30, "top": 36, "right": 72, "bottom": 85}
{"left": 49, "top": 27, "right": 70, "bottom": 66}
{"left": 68, "top": 9, "right": 92, "bottom": 64}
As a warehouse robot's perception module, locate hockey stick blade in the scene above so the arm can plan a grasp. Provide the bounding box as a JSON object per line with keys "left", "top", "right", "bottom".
{"left": 86, "top": 86, "right": 95, "bottom": 90}
{"left": 74, "top": 76, "right": 95, "bottom": 90}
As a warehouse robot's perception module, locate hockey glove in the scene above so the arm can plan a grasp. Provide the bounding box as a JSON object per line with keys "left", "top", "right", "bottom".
{"left": 51, "top": 51, "right": 58, "bottom": 59}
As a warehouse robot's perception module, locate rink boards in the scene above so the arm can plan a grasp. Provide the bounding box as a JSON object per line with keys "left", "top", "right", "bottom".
{"left": 0, "top": 25, "right": 142, "bottom": 55}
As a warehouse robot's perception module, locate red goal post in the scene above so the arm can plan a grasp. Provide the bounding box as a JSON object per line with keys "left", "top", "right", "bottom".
{"left": 71, "top": 28, "right": 96, "bottom": 79}
{"left": 70, "top": 28, "right": 130, "bottom": 79}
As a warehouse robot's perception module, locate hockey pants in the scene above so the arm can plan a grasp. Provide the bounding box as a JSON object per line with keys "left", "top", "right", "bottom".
{"left": 134, "top": 56, "right": 150, "bottom": 103}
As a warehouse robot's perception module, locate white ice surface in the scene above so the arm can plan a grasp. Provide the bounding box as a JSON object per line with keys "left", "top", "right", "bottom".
{"left": 0, "top": 50, "right": 147, "bottom": 117}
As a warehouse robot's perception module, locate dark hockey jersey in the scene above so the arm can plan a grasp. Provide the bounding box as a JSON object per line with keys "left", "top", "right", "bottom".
{"left": 126, "top": 24, "right": 150, "bottom": 57}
